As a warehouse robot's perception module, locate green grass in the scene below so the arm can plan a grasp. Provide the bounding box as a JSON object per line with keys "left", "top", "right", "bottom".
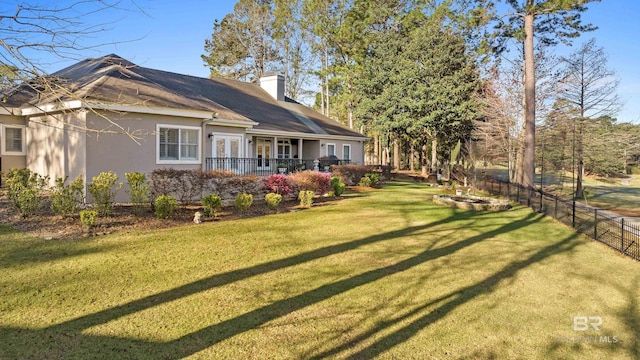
{"left": 1, "top": 180, "right": 639, "bottom": 359}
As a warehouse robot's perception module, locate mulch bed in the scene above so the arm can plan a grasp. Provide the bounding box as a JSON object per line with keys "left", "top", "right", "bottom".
{"left": 0, "top": 195, "right": 342, "bottom": 240}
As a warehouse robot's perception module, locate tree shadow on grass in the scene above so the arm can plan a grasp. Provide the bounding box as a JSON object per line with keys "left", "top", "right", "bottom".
{"left": 0, "top": 225, "right": 119, "bottom": 269}
{"left": 1, "top": 196, "right": 564, "bottom": 358}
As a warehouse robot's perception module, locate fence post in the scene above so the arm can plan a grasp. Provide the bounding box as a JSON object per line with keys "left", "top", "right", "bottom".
{"left": 621, "top": 218, "right": 625, "bottom": 254}
{"left": 527, "top": 187, "right": 531, "bottom": 208}
{"left": 594, "top": 209, "right": 598, "bottom": 241}
{"left": 572, "top": 200, "right": 576, "bottom": 228}
{"left": 539, "top": 190, "right": 543, "bottom": 213}
{"left": 554, "top": 195, "right": 558, "bottom": 219}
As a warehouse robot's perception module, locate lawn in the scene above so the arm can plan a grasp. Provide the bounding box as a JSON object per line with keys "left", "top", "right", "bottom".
{"left": 1, "top": 180, "right": 638, "bottom": 359}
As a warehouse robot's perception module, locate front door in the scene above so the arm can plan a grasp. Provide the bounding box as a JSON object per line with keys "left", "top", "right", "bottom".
{"left": 256, "top": 139, "right": 272, "bottom": 170}
{"left": 212, "top": 134, "right": 243, "bottom": 172}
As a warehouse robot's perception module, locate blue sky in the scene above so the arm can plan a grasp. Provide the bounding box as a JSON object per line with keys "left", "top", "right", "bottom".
{"left": 4, "top": 0, "right": 638, "bottom": 123}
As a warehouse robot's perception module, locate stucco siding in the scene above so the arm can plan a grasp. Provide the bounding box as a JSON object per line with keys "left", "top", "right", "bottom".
{"left": 0, "top": 115, "right": 27, "bottom": 172}
{"left": 26, "top": 113, "right": 86, "bottom": 185}
{"left": 85, "top": 112, "right": 212, "bottom": 202}
{"left": 319, "top": 139, "right": 364, "bottom": 165}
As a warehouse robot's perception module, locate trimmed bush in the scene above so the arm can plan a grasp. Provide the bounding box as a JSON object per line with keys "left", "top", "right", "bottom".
{"left": 331, "top": 176, "right": 345, "bottom": 197}
{"left": 125, "top": 172, "right": 150, "bottom": 215}
{"left": 201, "top": 194, "right": 222, "bottom": 217}
{"left": 330, "top": 165, "right": 375, "bottom": 186}
{"left": 265, "top": 193, "right": 282, "bottom": 212}
{"left": 150, "top": 169, "right": 264, "bottom": 203}
{"left": 365, "top": 173, "right": 381, "bottom": 187}
{"left": 234, "top": 193, "right": 253, "bottom": 214}
{"left": 359, "top": 176, "right": 372, "bottom": 188}
{"left": 50, "top": 176, "right": 85, "bottom": 217}
{"left": 262, "top": 174, "right": 294, "bottom": 196}
{"left": 298, "top": 190, "right": 315, "bottom": 208}
{"left": 79, "top": 210, "right": 98, "bottom": 228}
{"left": 88, "top": 171, "right": 123, "bottom": 216}
{"left": 289, "top": 171, "right": 331, "bottom": 195}
{"left": 4, "top": 168, "right": 48, "bottom": 218}
{"left": 154, "top": 195, "right": 177, "bottom": 219}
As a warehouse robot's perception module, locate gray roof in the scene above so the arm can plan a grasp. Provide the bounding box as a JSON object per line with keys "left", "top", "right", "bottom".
{"left": 7, "top": 54, "right": 366, "bottom": 139}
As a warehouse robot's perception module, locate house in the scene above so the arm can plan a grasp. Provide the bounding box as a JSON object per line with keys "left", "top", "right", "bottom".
{"left": 0, "top": 54, "right": 368, "bottom": 198}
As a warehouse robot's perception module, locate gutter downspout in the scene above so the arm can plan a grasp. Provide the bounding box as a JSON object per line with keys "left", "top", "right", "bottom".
{"left": 201, "top": 112, "right": 219, "bottom": 171}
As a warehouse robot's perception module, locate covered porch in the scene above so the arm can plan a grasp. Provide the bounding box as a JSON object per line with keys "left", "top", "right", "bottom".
{"left": 204, "top": 133, "right": 354, "bottom": 175}
{"left": 204, "top": 157, "right": 351, "bottom": 176}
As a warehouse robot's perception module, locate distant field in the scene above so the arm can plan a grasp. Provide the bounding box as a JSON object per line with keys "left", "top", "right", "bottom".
{"left": 478, "top": 167, "right": 640, "bottom": 217}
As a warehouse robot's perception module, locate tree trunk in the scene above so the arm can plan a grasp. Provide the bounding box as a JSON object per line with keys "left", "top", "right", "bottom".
{"left": 431, "top": 136, "right": 438, "bottom": 174}
{"left": 410, "top": 142, "right": 415, "bottom": 172}
{"left": 421, "top": 144, "right": 428, "bottom": 176}
{"left": 575, "top": 118, "right": 585, "bottom": 198}
{"left": 521, "top": 8, "right": 536, "bottom": 188}
{"left": 374, "top": 134, "right": 379, "bottom": 165}
{"left": 393, "top": 133, "right": 400, "bottom": 170}
{"left": 324, "top": 48, "right": 330, "bottom": 117}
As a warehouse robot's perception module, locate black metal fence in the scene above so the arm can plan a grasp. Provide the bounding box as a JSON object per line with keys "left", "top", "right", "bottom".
{"left": 204, "top": 158, "right": 351, "bottom": 176}
{"left": 476, "top": 177, "right": 640, "bottom": 262}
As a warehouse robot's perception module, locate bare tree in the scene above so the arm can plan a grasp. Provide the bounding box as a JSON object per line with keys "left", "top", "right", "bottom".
{"left": 477, "top": 45, "right": 559, "bottom": 182}
{"left": 0, "top": 1, "right": 145, "bottom": 138}
{"left": 559, "top": 38, "right": 622, "bottom": 198}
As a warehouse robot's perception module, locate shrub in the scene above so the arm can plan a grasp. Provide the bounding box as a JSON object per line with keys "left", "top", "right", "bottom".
{"left": 331, "top": 176, "right": 345, "bottom": 197}
{"left": 265, "top": 193, "right": 282, "bottom": 212}
{"left": 50, "top": 176, "right": 85, "bottom": 217}
{"left": 79, "top": 210, "right": 98, "bottom": 228}
{"left": 150, "top": 168, "right": 182, "bottom": 199}
{"left": 149, "top": 169, "right": 207, "bottom": 205}
{"left": 262, "top": 174, "right": 294, "bottom": 196}
{"left": 88, "top": 171, "right": 123, "bottom": 216}
{"left": 150, "top": 169, "right": 264, "bottom": 203}
{"left": 154, "top": 195, "right": 177, "bottom": 219}
{"left": 289, "top": 171, "right": 331, "bottom": 195}
{"left": 234, "top": 193, "right": 253, "bottom": 214}
{"left": 125, "top": 172, "right": 150, "bottom": 215}
{"left": 201, "top": 194, "right": 222, "bottom": 217}
{"left": 298, "top": 190, "right": 315, "bottom": 208}
{"left": 359, "top": 176, "right": 372, "bottom": 188}
{"left": 4, "top": 168, "right": 48, "bottom": 217}
{"left": 331, "top": 165, "right": 375, "bottom": 186}
{"left": 365, "top": 173, "right": 381, "bottom": 187}
{"left": 227, "top": 175, "right": 262, "bottom": 198}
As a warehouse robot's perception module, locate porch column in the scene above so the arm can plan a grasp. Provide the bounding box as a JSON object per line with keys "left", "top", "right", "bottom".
{"left": 273, "top": 136, "right": 278, "bottom": 159}
{"left": 298, "top": 138, "right": 303, "bottom": 162}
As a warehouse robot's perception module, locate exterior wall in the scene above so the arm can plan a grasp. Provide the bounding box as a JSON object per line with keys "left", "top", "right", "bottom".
{"left": 0, "top": 114, "right": 27, "bottom": 173}
{"left": 302, "top": 139, "right": 320, "bottom": 160}
{"left": 319, "top": 139, "right": 365, "bottom": 165}
{"left": 205, "top": 125, "right": 246, "bottom": 158}
{"left": 85, "top": 112, "right": 214, "bottom": 202}
{"left": 26, "top": 113, "right": 86, "bottom": 185}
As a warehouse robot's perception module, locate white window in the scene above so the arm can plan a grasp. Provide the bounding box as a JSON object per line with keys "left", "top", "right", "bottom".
{"left": 343, "top": 144, "right": 351, "bottom": 160}
{"left": 1, "top": 125, "right": 26, "bottom": 155}
{"left": 277, "top": 139, "right": 291, "bottom": 158}
{"left": 157, "top": 125, "right": 200, "bottom": 164}
{"left": 326, "top": 143, "right": 336, "bottom": 157}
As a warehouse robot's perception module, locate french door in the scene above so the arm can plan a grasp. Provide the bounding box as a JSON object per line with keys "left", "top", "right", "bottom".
{"left": 256, "top": 139, "right": 272, "bottom": 170}
{"left": 212, "top": 134, "right": 243, "bottom": 172}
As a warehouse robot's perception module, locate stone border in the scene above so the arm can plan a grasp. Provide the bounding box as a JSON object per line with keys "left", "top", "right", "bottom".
{"left": 432, "top": 194, "right": 511, "bottom": 211}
